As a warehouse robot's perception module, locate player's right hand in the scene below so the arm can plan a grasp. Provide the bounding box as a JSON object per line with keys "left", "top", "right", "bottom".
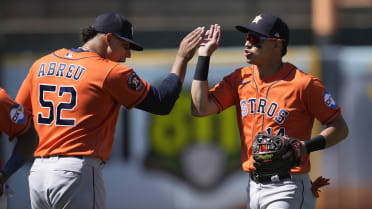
{"left": 198, "top": 24, "right": 221, "bottom": 56}
{"left": 177, "top": 27, "right": 205, "bottom": 62}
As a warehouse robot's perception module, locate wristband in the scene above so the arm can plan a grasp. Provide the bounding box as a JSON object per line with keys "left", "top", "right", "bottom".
{"left": 305, "top": 135, "right": 326, "bottom": 153}
{"left": 193, "top": 56, "right": 210, "bottom": 81}
{"left": 2, "top": 153, "right": 25, "bottom": 178}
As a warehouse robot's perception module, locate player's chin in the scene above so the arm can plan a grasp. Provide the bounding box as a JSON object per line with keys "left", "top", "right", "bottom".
{"left": 245, "top": 56, "right": 254, "bottom": 64}
{"left": 244, "top": 52, "right": 253, "bottom": 62}
{"left": 117, "top": 57, "right": 126, "bottom": 63}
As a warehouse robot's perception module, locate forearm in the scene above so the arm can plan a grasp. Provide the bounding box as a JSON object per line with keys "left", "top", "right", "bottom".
{"left": 1, "top": 123, "right": 38, "bottom": 180}
{"left": 191, "top": 56, "right": 211, "bottom": 116}
{"left": 169, "top": 54, "right": 190, "bottom": 85}
{"left": 304, "top": 115, "right": 348, "bottom": 153}
{"left": 136, "top": 73, "right": 182, "bottom": 115}
{"left": 191, "top": 80, "right": 210, "bottom": 116}
{"left": 319, "top": 115, "right": 349, "bottom": 148}
{"left": 138, "top": 53, "right": 190, "bottom": 115}
{"left": 13, "top": 123, "right": 39, "bottom": 162}
{"left": 170, "top": 26, "right": 203, "bottom": 83}
{"left": 191, "top": 56, "right": 219, "bottom": 116}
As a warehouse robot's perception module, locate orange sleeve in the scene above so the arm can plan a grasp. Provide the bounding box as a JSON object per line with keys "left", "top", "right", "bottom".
{"left": 209, "top": 71, "right": 238, "bottom": 112}
{"left": 0, "top": 89, "right": 32, "bottom": 140}
{"left": 304, "top": 78, "right": 341, "bottom": 125}
{"left": 103, "top": 65, "right": 150, "bottom": 109}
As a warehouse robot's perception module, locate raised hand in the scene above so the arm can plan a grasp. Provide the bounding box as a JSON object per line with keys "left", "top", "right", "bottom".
{"left": 199, "top": 24, "right": 221, "bottom": 56}
{"left": 177, "top": 27, "right": 205, "bottom": 62}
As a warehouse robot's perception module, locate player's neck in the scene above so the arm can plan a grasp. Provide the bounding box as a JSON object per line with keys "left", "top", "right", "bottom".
{"left": 80, "top": 44, "right": 101, "bottom": 56}
{"left": 256, "top": 60, "right": 283, "bottom": 79}
{"left": 80, "top": 36, "right": 106, "bottom": 58}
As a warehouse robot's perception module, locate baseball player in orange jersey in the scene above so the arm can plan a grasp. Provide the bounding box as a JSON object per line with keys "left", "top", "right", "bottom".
{"left": 16, "top": 12, "right": 204, "bottom": 209}
{"left": 191, "top": 14, "right": 349, "bottom": 209}
{"left": 0, "top": 88, "right": 38, "bottom": 209}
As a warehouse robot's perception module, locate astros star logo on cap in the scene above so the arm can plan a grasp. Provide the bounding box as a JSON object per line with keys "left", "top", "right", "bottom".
{"left": 252, "top": 15, "right": 263, "bottom": 24}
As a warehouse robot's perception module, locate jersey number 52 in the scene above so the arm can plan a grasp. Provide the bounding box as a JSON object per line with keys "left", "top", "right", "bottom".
{"left": 38, "top": 84, "right": 77, "bottom": 126}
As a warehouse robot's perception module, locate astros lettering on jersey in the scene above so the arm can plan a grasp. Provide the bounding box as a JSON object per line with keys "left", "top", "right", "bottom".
{"left": 16, "top": 48, "right": 150, "bottom": 162}
{"left": 209, "top": 63, "right": 341, "bottom": 173}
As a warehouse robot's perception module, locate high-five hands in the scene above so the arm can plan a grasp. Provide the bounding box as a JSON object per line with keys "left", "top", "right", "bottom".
{"left": 198, "top": 24, "right": 221, "bottom": 56}
{"left": 177, "top": 27, "right": 205, "bottom": 61}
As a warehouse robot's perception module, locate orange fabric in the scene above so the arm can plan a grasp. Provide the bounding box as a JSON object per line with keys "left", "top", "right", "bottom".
{"left": 0, "top": 88, "right": 32, "bottom": 140}
{"left": 0, "top": 88, "right": 33, "bottom": 169}
{"left": 209, "top": 63, "right": 341, "bottom": 173}
{"left": 16, "top": 48, "right": 150, "bottom": 162}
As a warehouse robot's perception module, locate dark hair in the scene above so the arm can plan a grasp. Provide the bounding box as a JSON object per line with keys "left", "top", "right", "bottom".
{"left": 80, "top": 26, "right": 99, "bottom": 43}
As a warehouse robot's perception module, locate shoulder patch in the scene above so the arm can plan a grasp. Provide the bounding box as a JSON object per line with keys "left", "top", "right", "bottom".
{"left": 9, "top": 104, "right": 26, "bottom": 124}
{"left": 324, "top": 90, "right": 337, "bottom": 108}
{"left": 128, "top": 72, "right": 143, "bottom": 91}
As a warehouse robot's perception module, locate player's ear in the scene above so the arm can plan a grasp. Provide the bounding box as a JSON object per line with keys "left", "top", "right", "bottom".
{"left": 104, "top": 33, "right": 113, "bottom": 45}
{"left": 274, "top": 40, "right": 283, "bottom": 53}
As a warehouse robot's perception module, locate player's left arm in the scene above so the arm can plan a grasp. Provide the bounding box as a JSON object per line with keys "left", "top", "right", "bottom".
{"left": 319, "top": 114, "right": 349, "bottom": 148}
{"left": 191, "top": 24, "right": 221, "bottom": 117}
{"left": 300, "top": 114, "right": 349, "bottom": 155}
{"left": 135, "top": 27, "right": 204, "bottom": 115}
{"left": 170, "top": 27, "right": 204, "bottom": 84}
{"left": 0, "top": 122, "right": 39, "bottom": 195}
{"left": 300, "top": 78, "right": 349, "bottom": 155}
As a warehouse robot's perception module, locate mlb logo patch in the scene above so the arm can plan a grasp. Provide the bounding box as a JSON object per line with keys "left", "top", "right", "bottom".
{"left": 65, "top": 52, "right": 73, "bottom": 58}
{"left": 324, "top": 90, "right": 337, "bottom": 108}
{"left": 9, "top": 104, "right": 26, "bottom": 124}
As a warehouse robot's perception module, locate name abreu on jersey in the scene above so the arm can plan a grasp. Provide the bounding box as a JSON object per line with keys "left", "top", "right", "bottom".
{"left": 37, "top": 62, "right": 86, "bottom": 81}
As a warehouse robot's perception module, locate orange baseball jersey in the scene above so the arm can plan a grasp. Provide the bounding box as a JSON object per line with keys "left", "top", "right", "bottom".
{"left": 16, "top": 48, "right": 150, "bottom": 162}
{"left": 0, "top": 88, "right": 32, "bottom": 168}
{"left": 209, "top": 62, "right": 341, "bottom": 173}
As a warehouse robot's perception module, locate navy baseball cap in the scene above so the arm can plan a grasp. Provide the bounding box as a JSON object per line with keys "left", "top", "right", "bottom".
{"left": 93, "top": 12, "right": 143, "bottom": 51}
{"left": 236, "top": 13, "right": 290, "bottom": 45}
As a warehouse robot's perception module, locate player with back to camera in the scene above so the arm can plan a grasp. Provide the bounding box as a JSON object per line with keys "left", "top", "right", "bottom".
{"left": 0, "top": 88, "right": 38, "bottom": 209}
{"left": 16, "top": 12, "right": 204, "bottom": 209}
{"left": 191, "top": 14, "right": 349, "bottom": 209}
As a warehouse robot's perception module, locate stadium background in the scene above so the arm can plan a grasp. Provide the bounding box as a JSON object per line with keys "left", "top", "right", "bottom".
{"left": 1, "top": 0, "right": 372, "bottom": 208}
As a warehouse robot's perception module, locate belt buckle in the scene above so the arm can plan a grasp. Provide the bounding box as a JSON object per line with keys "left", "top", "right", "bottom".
{"left": 270, "top": 174, "right": 280, "bottom": 182}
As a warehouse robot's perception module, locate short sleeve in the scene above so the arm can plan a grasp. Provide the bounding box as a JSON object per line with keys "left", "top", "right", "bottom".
{"left": 0, "top": 89, "right": 32, "bottom": 140}
{"left": 304, "top": 78, "right": 341, "bottom": 125}
{"left": 103, "top": 65, "right": 150, "bottom": 109}
{"left": 209, "top": 72, "right": 237, "bottom": 112}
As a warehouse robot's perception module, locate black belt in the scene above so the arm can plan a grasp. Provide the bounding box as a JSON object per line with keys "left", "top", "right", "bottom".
{"left": 36, "top": 155, "right": 84, "bottom": 159}
{"left": 250, "top": 172, "right": 291, "bottom": 183}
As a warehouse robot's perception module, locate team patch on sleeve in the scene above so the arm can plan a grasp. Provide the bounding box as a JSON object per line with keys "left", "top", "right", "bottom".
{"left": 9, "top": 104, "right": 26, "bottom": 124}
{"left": 128, "top": 72, "right": 143, "bottom": 91}
{"left": 324, "top": 90, "right": 337, "bottom": 108}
